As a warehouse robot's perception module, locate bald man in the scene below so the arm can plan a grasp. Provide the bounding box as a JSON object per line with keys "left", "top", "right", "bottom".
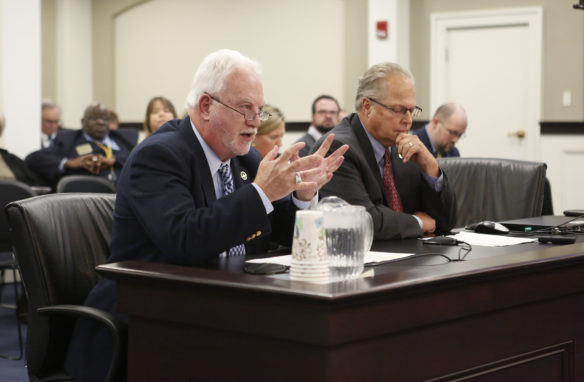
{"left": 412, "top": 103, "right": 467, "bottom": 158}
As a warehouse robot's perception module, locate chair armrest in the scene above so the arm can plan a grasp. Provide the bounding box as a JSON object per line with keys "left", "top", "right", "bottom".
{"left": 38, "top": 305, "right": 125, "bottom": 382}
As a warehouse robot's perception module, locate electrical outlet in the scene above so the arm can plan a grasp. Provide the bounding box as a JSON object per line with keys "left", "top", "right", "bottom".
{"left": 562, "top": 90, "right": 572, "bottom": 107}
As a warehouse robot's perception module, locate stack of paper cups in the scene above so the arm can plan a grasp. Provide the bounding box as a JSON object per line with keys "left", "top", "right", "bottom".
{"left": 290, "top": 210, "right": 329, "bottom": 283}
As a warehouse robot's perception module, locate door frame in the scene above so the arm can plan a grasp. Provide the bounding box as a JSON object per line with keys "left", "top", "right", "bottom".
{"left": 430, "top": 7, "right": 543, "bottom": 160}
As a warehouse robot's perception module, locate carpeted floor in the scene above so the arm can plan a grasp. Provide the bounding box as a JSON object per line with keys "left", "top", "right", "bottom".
{"left": 0, "top": 281, "right": 28, "bottom": 382}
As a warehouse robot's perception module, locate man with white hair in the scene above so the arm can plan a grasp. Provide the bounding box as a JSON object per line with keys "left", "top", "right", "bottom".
{"left": 41, "top": 99, "right": 62, "bottom": 148}
{"left": 65, "top": 49, "right": 348, "bottom": 382}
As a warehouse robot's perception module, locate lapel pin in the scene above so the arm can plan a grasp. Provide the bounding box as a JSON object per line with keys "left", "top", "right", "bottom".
{"left": 240, "top": 171, "right": 248, "bottom": 181}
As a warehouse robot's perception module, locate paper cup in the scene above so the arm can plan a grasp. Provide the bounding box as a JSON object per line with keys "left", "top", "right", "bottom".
{"left": 291, "top": 210, "right": 329, "bottom": 281}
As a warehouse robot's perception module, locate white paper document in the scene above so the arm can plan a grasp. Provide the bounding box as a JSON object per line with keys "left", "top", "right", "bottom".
{"left": 449, "top": 231, "right": 537, "bottom": 247}
{"left": 246, "top": 251, "right": 417, "bottom": 267}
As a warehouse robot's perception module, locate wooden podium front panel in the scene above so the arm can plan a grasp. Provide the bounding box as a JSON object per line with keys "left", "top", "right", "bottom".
{"left": 99, "top": 241, "right": 584, "bottom": 381}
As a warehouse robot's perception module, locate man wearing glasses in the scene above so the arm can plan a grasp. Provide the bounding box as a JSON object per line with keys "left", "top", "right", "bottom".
{"left": 65, "top": 49, "right": 348, "bottom": 382}
{"left": 26, "top": 102, "right": 137, "bottom": 188}
{"left": 412, "top": 102, "right": 468, "bottom": 158}
{"left": 313, "top": 62, "right": 456, "bottom": 239}
{"left": 296, "top": 94, "right": 341, "bottom": 157}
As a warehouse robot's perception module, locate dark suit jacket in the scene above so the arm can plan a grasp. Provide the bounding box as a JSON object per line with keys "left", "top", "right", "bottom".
{"left": 41, "top": 126, "right": 73, "bottom": 148}
{"left": 65, "top": 116, "right": 298, "bottom": 382}
{"left": 296, "top": 132, "right": 317, "bottom": 157}
{"left": 0, "top": 149, "right": 46, "bottom": 186}
{"left": 314, "top": 113, "right": 456, "bottom": 240}
{"left": 412, "top": 125, "right": 460, "bottom": 157}
{"left": 25, "top": 128, "right": 137, "bottom": 187}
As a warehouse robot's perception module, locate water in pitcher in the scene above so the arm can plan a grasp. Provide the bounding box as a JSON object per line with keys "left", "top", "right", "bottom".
{"left": 317, "top": 197, "right": 373, "bottom": 282}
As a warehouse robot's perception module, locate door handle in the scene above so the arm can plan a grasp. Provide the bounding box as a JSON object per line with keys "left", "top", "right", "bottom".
{"left": 508, "top": 129, "right": 526, "bottom": 138}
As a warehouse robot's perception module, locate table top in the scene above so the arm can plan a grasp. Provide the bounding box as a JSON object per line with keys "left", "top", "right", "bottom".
{"left": 97, "top": 233, "right": 584, "bottom": 302}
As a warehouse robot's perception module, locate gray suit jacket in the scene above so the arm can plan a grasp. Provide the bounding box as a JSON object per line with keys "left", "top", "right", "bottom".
{"left": 295, "top": 132, "right": 317, "bottom": 157}
{"left": 313, "top": 113, "right": 456, "bottom": 240}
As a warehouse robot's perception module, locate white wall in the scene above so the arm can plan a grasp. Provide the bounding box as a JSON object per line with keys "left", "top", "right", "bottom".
{"left": 0, "top": 1, "right": 3, "bottom": 117}
{"left": 114, "top": 0, "right": 345, "bottom": 122}
{"left": 368, "top": 0, "right": 410, "bottom": 67}
{"left": 56, "top": 0, "right": 93, "bottom": 128}
{"left": 540, "top": 135, "right": 584, "bottom": 213}
{"left": 0, "top": 0, "right": 41, "bottom": 158}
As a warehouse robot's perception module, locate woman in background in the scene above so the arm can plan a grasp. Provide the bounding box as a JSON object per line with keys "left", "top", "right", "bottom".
{"left": 0, "top": 112, "right": 45, "bottom": 186}
{"left": 140, "top": 96, "right": 177, "bottom": 142}
{"left": 252, "top": 104, "right": 285, "bottom": 158}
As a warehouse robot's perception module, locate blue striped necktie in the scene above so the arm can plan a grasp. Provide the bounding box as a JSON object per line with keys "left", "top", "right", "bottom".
{"left": 218, "top": 163, "right": 246, "bottom": 256}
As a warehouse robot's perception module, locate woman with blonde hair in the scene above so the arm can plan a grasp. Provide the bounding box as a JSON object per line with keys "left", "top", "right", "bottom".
{"left": 252, "top": 104, "right": 285, "bottom": 158}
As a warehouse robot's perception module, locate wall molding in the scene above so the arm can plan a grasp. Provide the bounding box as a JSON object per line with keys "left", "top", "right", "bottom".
{"left": 120, "top": 120, "right": 431, "bottom": 133}
{"left": 540, "top": 121, "right": 584, "bottom": 135}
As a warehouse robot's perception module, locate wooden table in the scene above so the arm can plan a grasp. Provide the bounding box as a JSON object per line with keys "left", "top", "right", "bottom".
{"left": 98, "top": 237, "right": 584, "bottom": 381}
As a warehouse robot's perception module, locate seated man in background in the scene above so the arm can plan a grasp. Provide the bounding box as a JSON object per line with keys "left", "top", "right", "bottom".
{"left": 412, "top": 102, "right": 467, "bottom": 157}
{"left": 313, "top": 62, "right": 456, "bottom": 240}
{"left": 65, "top": 49, "right": 348, "bottom": 382}
{"left": 296, "top": 94, "right": 341, "bottom": 157}
{"left": 41, "top": 99, "right": 63, "bottom": 148}
{"left": 0, "top": 112, "right": 46, "bottom": 186}
{"left": 26, "top": 102, "right": 137, "bottom": 188}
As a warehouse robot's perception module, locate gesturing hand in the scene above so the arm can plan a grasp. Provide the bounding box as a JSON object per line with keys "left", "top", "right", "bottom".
{"left": 293, "top": 134, "right": 348, "bottom": 201}
{"left": 253, "top": 134, "right": 348, "bottom": 202}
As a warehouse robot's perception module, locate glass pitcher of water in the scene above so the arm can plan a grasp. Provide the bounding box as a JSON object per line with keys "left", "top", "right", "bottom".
{"left": 316, "top": 196, "right": 374, "bottom": 282}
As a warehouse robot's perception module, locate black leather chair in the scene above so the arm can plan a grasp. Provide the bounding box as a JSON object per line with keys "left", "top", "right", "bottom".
{"left": 6, "top": 193, "right": 124, "bottom": 381}
{"left": 0, "top": 180, "right": 37, "bottom": 360}
{"left": 542, "top": 177, "right": 554, "bottom": 215}
{"left": 56, "top": 175, "right": 116, "bottom": 193}
{"left": 437, "top": 157, "right": 547, "bottom": 228}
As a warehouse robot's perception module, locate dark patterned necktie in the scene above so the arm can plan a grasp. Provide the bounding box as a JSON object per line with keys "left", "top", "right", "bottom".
{"left": 384, "top": 148, "right": 403, "bottom": 212}
{"left": 218, "top": 163, "right": 246, "bottom": 256}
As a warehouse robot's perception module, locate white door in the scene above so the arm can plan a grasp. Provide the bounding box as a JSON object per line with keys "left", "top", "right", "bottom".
{"left": 430, "top": 8, "right": 542, "bottom": 161}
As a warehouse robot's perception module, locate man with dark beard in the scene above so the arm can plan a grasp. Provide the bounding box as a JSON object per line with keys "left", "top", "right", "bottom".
{"left": 296, "top": 94, "right": 341, "bottom": 156}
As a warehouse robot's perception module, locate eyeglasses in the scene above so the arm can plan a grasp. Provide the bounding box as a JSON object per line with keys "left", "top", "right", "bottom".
{"left": 205, "top": 92, "right": 271, "bottom": 122}
{"left": 368, "top": 98, "right": 422, "bottom": 118}
{"left": 441, "top": 124, "right": 465, "bottom": 139}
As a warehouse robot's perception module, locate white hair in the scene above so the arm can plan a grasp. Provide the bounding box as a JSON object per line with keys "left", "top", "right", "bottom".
{"left": 185, "top": 49, "right": 262, "bottom": 109}
{"left": 41, "top": 99, "right": 60, "bottom": 112}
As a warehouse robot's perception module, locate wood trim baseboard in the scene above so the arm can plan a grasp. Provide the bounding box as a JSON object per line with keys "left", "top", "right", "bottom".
{"left": 120, "top": 120, "right": 584, "bottom": 135}
{"left": 540, "top": 121, "right": 584, "bottom": 135}
{"left": 286, "top": 122, "right": 310, "bottom": 133}
{"left": 119, "top": 122, "right": 143, "bottom": 130}
{"left": 285, "top": 120, "right": 430, "bottom": 133}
